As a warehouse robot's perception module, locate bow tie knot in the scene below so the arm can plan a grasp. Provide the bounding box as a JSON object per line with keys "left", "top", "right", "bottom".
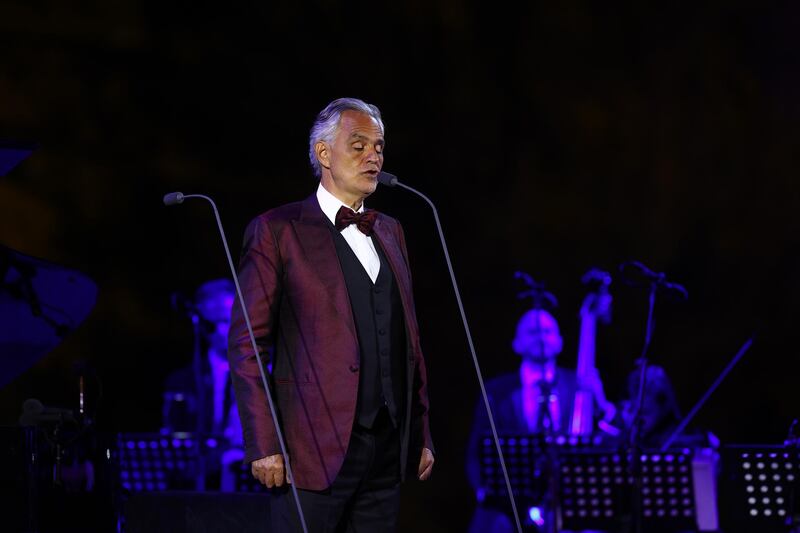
{"left": 335, "top": 206, "right": 378, "bottom": 235}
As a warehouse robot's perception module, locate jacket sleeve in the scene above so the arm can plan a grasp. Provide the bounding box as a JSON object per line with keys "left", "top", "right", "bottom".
{"left": 227, "top": 215, "right": 284, "bottom": 463}
{"left": 396, "top": 221, "right": 435, "bottom": 455}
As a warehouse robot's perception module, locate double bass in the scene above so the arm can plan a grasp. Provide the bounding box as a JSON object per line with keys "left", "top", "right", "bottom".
{"left": 568, "top": 269, "right": 616, "bottom": 436}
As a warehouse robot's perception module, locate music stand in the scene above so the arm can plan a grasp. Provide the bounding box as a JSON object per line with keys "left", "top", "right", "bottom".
{"left": 117, "top": 433, "right": 200, "bottom": 492}
{"left": 478, "top": 433, "right": 601, "bottom": 512}
{"left": 559, "top": 449, "right": 697, "bottom": 532}
{"left": 559, "top": 450, "right": 625, "bottom": 530}
{"left": 719, "top": 445, "right": 800, "bottom": 533}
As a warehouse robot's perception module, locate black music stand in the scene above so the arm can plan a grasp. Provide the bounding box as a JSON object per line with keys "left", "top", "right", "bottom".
{"left": 637, "top": 450, "right": 696, "bottom": 526}
{"left": 559, "top": 450, "right": 626, "bottom": 530}
{"left": 559, "top": 449, "right": 697, "bottom": 532}
{"left": 117, "top": 433, "right": 201, "bottom": 492}
{"left": 478, "top": 433, "right": 601, "bottom": 521}
{"left": 719, "top": 445, "right": 800, "bottom": 533}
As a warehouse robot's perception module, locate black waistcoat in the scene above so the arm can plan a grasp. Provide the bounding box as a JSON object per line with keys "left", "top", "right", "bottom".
{"left": 330, "top": 229, "right": 406, "bottom": 429}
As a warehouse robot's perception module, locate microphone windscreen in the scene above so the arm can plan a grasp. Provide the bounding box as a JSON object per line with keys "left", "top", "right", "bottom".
{"left": 377, "top": 171, "right": 398, "bottom": 187}
{"left": 163, "top": 192, "right": 185, "bottom": 206}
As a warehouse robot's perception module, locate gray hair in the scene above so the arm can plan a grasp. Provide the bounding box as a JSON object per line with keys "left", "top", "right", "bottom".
{"left": 308, "top": 97, "right": 385, "bottom": 178}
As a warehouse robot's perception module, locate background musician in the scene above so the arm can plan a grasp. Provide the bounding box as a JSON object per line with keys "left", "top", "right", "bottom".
{"left": 465, "top": 294, "right": 615, "bottom": 532}
{"left": 614, "top": 363, "right": 718, "bottom": 450}
{"left": 161, "top": 279, "right": 243, "bottom": 490}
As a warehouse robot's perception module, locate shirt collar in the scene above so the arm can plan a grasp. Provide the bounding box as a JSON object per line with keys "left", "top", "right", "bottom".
{"left": 316, "top": 182, "right": 364, "bottom": 226}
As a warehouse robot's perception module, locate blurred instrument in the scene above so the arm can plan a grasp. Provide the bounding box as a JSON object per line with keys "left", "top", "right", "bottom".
{"left": 0, "top": 139, "right": 37, "bottom": 177}
{"left": 1, "top": 140, "right": 97, "bottom": 387}
{"left": 569, "top": 268, "right": 613, "bottom": 436}
{"left": 0, "top": 246, "right": 98, "bottom": 388}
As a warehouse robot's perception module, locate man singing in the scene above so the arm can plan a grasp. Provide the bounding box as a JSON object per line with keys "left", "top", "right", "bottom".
{"left": 228, "top": 97, "right": 434, "bottom": 532}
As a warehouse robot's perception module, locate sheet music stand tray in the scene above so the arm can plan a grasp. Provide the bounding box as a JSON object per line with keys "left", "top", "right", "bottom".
{"left": 117, "top": 433, "right": 201, "bottom": 492}
{"left": 719, "top": 444, "right": 800, "bottom": 533}
{"left": 559, "top": 449, "right": 697, "bottom": 532}
{"left": 478, "top": 433, "right": 601, "bottom": 511}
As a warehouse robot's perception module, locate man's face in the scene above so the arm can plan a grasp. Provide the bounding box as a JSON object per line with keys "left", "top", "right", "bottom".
{"left": 318, "top": 110, "right": 384, "bottom": 205}
{"left": 512, "top": 310, "right": 563, "bottom": 361}
{"left": 197, "top": 292, "right": 234, "bottom": 353}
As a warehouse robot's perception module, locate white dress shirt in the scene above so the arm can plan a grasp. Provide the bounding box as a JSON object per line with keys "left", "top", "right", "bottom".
{"left": 208, "top": 351, "right": 243, "bottom": 446}
{"left": 209, "top": 353, "right": 230, "bottom": 432}
{"left": 520, "top": 360, "right": 561, "bottom": 433}
{"left": 316, "top": 183, "right": 381, "bottom": 283}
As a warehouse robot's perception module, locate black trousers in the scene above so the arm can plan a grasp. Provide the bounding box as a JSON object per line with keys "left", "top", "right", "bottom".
{"left": 270, "top": 408, "right": 401, "bottom": 533}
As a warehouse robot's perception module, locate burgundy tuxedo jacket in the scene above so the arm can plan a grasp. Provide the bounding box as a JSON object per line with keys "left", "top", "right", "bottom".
{"left": 227, "top": 193, "right": 433, "bottom": 490}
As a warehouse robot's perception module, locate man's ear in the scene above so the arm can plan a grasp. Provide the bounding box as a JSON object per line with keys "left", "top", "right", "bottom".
{"left": 315, "top": 141, "right": 331, "bottom": 170}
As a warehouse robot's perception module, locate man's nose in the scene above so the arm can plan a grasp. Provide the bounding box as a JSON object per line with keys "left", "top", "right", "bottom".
{"left": 365, "top": 146, "right": 381, "bottom": 164}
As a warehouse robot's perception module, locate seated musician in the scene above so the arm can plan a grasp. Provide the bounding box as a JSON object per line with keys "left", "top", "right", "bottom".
{"left": 162, "top": 278, "right": 244, "bottom": 490}
{"left": 465, "top": 307, "right": 615, "bottom": 532}
{"left": 615, "top": 363, "right": 718, "bottom": 450}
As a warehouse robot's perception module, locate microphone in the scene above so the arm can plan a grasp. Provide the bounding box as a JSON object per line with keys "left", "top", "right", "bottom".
{"left": 619, "top": 261, "right": 688, "bottom": 300}
{"left": 19, "top": 398, "right": 75, "bottom": 426}
{"left": 163, "top": 192, "right": 185, "bottom": 206}
{"left": 163, "top": 192, "right": 309, "bottom": 533}
{"left": 377, "top": 171, "right": 398, "bottom": 187}
{"left": 378, "top": 171, "right": 525, "bottom": 533}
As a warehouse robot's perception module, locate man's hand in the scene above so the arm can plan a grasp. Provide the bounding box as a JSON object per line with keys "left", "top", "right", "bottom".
{"left": 251, "top": 453, "right": 291, "bottom": 488}
{"left": 418, "top": 447, "right": 434, "bottom": 481}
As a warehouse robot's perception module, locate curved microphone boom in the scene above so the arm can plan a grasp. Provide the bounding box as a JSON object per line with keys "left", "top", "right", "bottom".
{"left": 376, "top": 172, "right": 524, "bottom": 533}
{"left": 617, "top": 259, "right": 689, "bottom": 533}
{"left": 619, "top": 260, "right": 688, "bottom": 300}
{"left": 162, "top": 191, "right": 309, "bottom": 533}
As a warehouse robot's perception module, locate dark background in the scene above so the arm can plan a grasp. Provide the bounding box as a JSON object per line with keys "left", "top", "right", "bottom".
{"left": 1, "top": 1, "right": 799, "bottom": 530}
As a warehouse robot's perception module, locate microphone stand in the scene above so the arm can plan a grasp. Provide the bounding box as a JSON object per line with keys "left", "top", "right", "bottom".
{"left": 191, "top": 310, "right": 207, "bottom": 491}
{"left": 626, "top": 271, "right": 659, "bottom": 533}
{"left": 786, "top": 419, "right": 800, "bottom": 533}
{"left": 164, "top": 192, "right": 308, "bottom": 533}
{"left": 516, "top": 271, "right": 560, "bottom": 533}
{"left": 534, "top": 320, "right": 560, "bottom": 533}
{"left": 619, "top": 260, "right": 690, "bottom": 533}
{"left": 378, "top": 173, "right": 524, "bottom": 533}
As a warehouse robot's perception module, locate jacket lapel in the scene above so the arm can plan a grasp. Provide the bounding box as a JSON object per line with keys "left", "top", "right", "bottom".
{"left": 371, "top": 217, "right": 413, "bottom": 324}
{"left": 293, "top": 195, "right": 357, "bottom": 342}
{"left": 292, "top": 195, "right": 414, "bottom": 349}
